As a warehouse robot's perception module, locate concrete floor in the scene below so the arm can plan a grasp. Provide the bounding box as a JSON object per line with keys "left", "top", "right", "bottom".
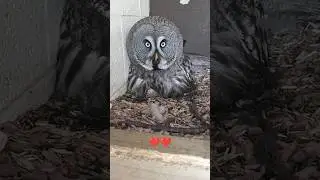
{"left": 110, "top": 156, "right": 210, "bottom": 180}
{"left": 110, "top": 129, "right": 210, "bottom": 180}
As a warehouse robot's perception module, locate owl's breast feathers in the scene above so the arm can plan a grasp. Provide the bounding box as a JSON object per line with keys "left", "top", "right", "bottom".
{"left": 127, "top": 55, "right": 193, "bottom": 98}
{"left": 154, "top": 55, "right": 193, "bottom": 91}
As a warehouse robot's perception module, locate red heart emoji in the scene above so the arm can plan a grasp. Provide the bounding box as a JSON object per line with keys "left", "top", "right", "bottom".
{"left": 160, "top": 137, "right": 171, "bottom": 148}
{"left": 149, "top": 137, "right": 160, "bottom": 147}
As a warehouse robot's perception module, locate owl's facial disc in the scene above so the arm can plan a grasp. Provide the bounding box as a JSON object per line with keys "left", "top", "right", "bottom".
{"left": 128, "top": 21, "right": 183, "bottom": 71}
{"left": 141, "top": 36, "right": 168, "bottom": 71}
{"left": 140, "top": 36, "right": 156, "bottom": 71}
{"left": 154, "top": 36, "right": 176, "bottom": 70}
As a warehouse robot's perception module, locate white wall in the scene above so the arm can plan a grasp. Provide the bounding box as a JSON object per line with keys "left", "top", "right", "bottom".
{"left": 0, "top": 0, "right": 64, "bottom": 123}
{"left": 151, "top": 0, "right": 210, "bottom": 57}
{"left": 110, "top": 0, "right": 150, "bottom": 100}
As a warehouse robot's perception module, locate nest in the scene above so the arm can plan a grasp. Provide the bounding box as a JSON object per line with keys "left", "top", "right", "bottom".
{"left": 0, "top": 99, "right": 109, "bottom": 179}
{"left": 110, "top": 54, "right": 210, "bottom": 136}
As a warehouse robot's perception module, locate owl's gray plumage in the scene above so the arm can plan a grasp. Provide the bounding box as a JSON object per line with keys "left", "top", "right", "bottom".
{"left": 211, "top": 0, "right": 272, "bottom": 108}
{"left": 54, "top": 0, "right": 109, "bottom": 115}
{"left": 126, "top": 16, "right": 194, "bottom": 99}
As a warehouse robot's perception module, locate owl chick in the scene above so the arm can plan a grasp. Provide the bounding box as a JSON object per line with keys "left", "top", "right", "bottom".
{"left": 126, "top": 16, "right": 194, "bottom": 99}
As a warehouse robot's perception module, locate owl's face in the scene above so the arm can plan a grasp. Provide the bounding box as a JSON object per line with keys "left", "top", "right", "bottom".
{"left": 126, "top": 16, "right": 184, "bottom": 71}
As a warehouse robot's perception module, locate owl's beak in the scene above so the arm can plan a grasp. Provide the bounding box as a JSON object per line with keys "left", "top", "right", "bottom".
{"left": 152, "top": 51, "right": 160, "bottom": 69}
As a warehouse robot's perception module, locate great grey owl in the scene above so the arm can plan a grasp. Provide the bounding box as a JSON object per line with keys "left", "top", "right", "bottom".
{"left": 126, "top": 16, "right": 194, "bottom": 99}
{"left": 54, "top": 0, "right": 110, "bottom": 116}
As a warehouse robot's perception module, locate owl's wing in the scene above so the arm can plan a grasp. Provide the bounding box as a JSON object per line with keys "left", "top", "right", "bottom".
{"left": 185, "top": 54, "right": 210, "bottom": 75}
{"left": 54, "top": 0, "right": 110, "bottom": 114}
